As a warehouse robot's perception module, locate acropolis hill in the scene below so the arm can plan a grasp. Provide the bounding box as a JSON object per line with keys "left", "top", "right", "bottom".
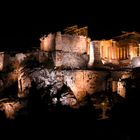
{"left": 0, "top": 25, "right": 140, "bottom": 120}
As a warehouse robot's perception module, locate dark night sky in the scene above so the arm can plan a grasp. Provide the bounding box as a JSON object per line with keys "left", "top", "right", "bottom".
{"left": 0, "top": 1, "right": 140, "bottom": 51}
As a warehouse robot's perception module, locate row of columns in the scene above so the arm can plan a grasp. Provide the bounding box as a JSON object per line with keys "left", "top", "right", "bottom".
{"left": 100, "top": 44, "right": 131, "bottom": 60}
{"left": 100, "top": 43, "right": 140, "bottom": 61}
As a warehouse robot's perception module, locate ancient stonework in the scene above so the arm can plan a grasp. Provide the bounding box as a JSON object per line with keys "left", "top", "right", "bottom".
{"left": 1, "top": 30, "right": 140, "bottom": 119}
{"left": 17, "top": 68, "right": 109, "bottom": 101}
{"left": 40, "top": 32, "right": 90, "bottom": 69}
{"left": 0, "top": 52, "right": 4, "bottom": 71}
{"left": 18, "top": 67, "right": 31, "bottom": 98}
{"left": 40, "top": 33, "right": 55, "bottom": 52}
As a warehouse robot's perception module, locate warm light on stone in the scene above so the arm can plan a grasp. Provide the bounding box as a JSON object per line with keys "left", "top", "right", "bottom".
{"left": 88, "top": 42, "right": 94, "bottom": 68}
{"left": 0, "top": 52, "right": 4, "bottom": 71}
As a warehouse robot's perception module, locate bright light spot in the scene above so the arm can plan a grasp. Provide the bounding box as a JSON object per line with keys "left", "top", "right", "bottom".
{"left": 132, "top": 57, "right": 140, "bottom": 68}
{"left": 88, "top": 42, "right": 94, "bottom": 68}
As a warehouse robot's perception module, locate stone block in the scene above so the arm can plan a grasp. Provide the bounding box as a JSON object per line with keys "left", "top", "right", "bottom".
{"left": 55, "top": 33, "right": 87, "bottom": 54}
{"left": 52, "top": 51, "right": 88, "bottom": 69}
{"left": 40, "top": 33, "right": 55, "bottom": 52}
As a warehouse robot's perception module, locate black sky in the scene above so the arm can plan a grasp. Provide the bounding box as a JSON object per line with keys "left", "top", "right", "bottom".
{"left": 0, "top": 1, "right": 140, "bottom": 51}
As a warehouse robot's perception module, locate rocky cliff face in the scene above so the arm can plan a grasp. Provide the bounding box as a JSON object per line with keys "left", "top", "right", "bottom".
{"left": 18, "top": 67, "right": 109, "bottom": 101}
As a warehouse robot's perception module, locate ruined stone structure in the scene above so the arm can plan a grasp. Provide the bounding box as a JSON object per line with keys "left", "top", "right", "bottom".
{"left": 18, "top": 68, "right": 108, "bottom": 100}
{"left": 18, "top": 67, "right": 31, "bottom": 98}
{"left": 26, "top": 31, "right": 140, "bottom": 99}
{"left": 40, "top": 33, "right": 55, "bottom": 52}
{"left": 2, "top": 29, "right": 140, "bottom": 121}
{"left": 40, "top": 32, "right": 90, "bottom": 69}
{"left": 40, "top": 31, "right": 140, "bottom": 70}
{"left": 64, "top": 25, "right": 88, "bottom": 37}
{"left": 0, "top": 52, "right": 4, "bottom": 71}
{"left": 97, "top": 40, "right": 119, "bottom": 64}
{"left": 1, "top": 29, "right": 140, "bottom": 102}
{"left": 0, "top": 52, "right": 9, "bottom": 71}
{"left": 129, "top": 43, "right": 140, "bottom": 62}
{"left": 93, "top": 39, "right": 139, "bottom": 66}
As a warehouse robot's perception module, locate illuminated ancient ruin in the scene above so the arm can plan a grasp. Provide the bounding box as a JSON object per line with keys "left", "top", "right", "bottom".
{"left": 6, "top": 28, "right": 140, "bottom": 101}
{"left": 35, "top": 30, "right": 140, "bottom": 101}
{"left": 1, "top": 26, "right": 140, "bottom": 120}
{"left": 39, "top": 30, "right": 140, "bottom": 69}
